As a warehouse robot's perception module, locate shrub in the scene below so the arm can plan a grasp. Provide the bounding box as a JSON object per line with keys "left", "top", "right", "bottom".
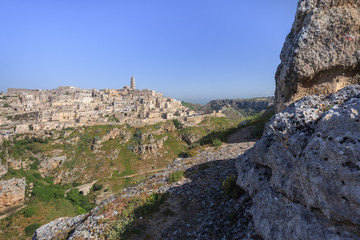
{"left": 23, "top": 207, "right": 37, "bottom": 218}
{"left": 25, "top": 223, "right": 41, "bottom": 236}
{"left": 212, "top": 138, "right": 222, "bottom": 146}
{"left": 66, "top": 188, "right": 81, "bottom": 205}
{"left": 108, "top": 114, "right": 120, "bottom": 122}
{"left": 92, "top": 183, "right": 103, "bottom": 191}
{"left": 222, "top": 175, "right": 243, "bottom": 199}
{"left": 133, "top": 192, "right": 168, "bottom": 218}
{"left": 168, "top": 171, "right": 184, "bottom": 183}
{"left": 198, "top": 163, "right": 210, "bottom": 170}
{"left": 172, "top": 119, "right": 181, "bottom": 129}
{"left": 179, "top": 149, "right": 198, "bottom": 158}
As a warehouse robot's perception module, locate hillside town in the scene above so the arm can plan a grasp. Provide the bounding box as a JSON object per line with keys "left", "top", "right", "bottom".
{"left": 0, "top": 77, "right": 220, "bottom": 139}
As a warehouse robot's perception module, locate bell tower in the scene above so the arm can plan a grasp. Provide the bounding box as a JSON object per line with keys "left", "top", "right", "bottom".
{"left": 130, "top": 76, "right": 135, "bottom": 90}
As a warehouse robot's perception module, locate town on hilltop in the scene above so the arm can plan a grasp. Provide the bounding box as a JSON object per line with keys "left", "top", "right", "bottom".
{"left": 0, "top": 76, "right": 223, "bottom": 140}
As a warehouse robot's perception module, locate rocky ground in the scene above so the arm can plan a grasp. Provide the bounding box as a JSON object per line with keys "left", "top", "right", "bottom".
{"left": 33, "top": 141, "right": 262, "bottom": 240}
{"left": 237, "top": 85, "right": 360, "bottom": 239}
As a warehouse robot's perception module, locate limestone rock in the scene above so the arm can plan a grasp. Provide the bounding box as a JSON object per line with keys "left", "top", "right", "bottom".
{"left": 0, "top": 177, "right": 26, "bottom": 212}
{"left": 32, "top": 214, "right": 86, "bottom": 240}
{"left": 0, "top": 162, "right": 7, "bottom": 177}
{"left": 275, "top": 0, "right": 360, "bottom": 112}
{"left": 38, "top": 150, "right": 66, "bottom": 174}
{"left": 236, "top": 85, "right": 360, "bottom": 239}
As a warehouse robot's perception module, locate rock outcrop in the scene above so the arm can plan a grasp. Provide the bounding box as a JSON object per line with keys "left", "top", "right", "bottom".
{"left": 236, "top": 85, "right": 360, "bottom": 239}
{"left": 0, "top": 178, "right": 26, "bottom": 212}
{"left": 275, "top": 0, "right": 360, "bottom": 112}
{"left": 204, "top": 97, "right": 274, "bottom": 119}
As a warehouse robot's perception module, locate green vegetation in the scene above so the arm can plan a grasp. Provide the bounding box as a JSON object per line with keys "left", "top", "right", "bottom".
{"left": 222, "top": 175, "right": 243, "bottom": 199}
{"left": 3, "top": 103, "right": 10, "bottom": 108}
{"left": 106, "top": 192, "right": 169, "bottom": 239}
{"left": 168, "top": 170, "right": 184, "bottom": 183}
{"left": 92, "top": 183, "right": 103, "bottom": 191}
{"left": 172, "top": 119, "right": 182, "bottom": 129}
{"left": 108, "top": 114, "right": 120, "bottom": 122}
{"left": 181, "top": 101, "right": 203, "bottom": 111}
{"left": 0, "top": 114, "right": 271, "bottom": 239}
{"left": 23, "top": 207, "right": 37, "bottom": 218}
{"left": 180, "top": 149, "right": 198, "bottom": 158}
{"left": 25, "top": 223, "right": 41, "bottom": 236}
{"left": 212, "top": 138, "right": 222, "bottom": 146}
{"left": 66, "top": 188, "right": 95, "bottom": 213}
{"left": 238, "top": 109, "right": 275, "bottom": 138}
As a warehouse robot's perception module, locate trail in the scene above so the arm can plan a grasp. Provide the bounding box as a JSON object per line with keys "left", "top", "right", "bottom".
{"left": 121, "top": 168, "right": 166, "bottom": 179}
{"left": 0, "top": 204, "right": 27, "bottom": 220}
{"left": 227, "top": 125, "right": 258, "bottom": 143}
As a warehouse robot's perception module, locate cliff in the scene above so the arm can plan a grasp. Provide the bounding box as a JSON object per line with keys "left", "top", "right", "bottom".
{"left": 0, "top": 178, "right": 26, "bottom": 212}
{"left": 237, "top": 85, "right": 360, "bottom": 239}
{"left": 275, "top": 0, "right": 360, "bottom": 112}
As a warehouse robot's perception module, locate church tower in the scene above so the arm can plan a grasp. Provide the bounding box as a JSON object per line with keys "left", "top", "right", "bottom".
{"left": 130, "top": 76, "right": 135, "bottom": 90}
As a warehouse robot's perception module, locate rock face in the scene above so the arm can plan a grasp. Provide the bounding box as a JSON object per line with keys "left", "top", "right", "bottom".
{"left": 236, "top": 85, "right": 360, "bottom": 239}
{"left": 0, "top": 178, "right": 26, "bottom": 212}
{"left": 204, "top": 97, "right": 274, "bottom": 119}
{"left": 275, "top": 0, "right": 360, "bottom": 112}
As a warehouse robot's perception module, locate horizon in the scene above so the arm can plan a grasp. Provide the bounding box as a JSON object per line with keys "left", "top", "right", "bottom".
{"left": 0, "top": 0, "right": 299, "bottom": 103}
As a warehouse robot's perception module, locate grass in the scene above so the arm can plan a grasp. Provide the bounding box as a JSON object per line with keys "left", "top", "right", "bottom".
{"left": 106, "top": 192, "right": 169, "bottom": 239}
{"left": 238, "top": 108, "right": 275, "bottom": 138}
{"left": 222, "top": 175, "right": 243, "bottom": 199}
{"left": 0, "top": 116, "right": 260, "bottom": 239}
{"left": 0, "top": 198, "right": 79, "bottom": 240}
{"left": 168, "top": 171, "right": 184, "bottom": 183}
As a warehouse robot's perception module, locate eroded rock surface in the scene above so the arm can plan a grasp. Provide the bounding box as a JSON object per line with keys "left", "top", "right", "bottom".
{"left": 0, "top": 177, "right": 26, "bottom": 212}
{"left": 275, "top": 0, "right": 360, "bottom": 112}
{"left": 237, "top": 85, "right": 360, "bottom": 239}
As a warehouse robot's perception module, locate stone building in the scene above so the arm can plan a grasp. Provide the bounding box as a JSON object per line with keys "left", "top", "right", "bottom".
{"left": 0, "top": 77, "right": 194, "bottom": 132}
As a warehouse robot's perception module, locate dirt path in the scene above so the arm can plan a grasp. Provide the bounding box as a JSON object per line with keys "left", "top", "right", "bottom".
{"left": 0, "top": 204, "right": 27, "bottom": 220}
{"left": 227, "top": 125, "right": 258, "bottom": 143}
{"left": 121, "top": 168, "right": 166, "bottom": 179}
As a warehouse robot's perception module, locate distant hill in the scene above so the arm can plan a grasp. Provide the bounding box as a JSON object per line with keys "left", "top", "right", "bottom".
{"left": 202, "top": 97, "right": 274, "bottom": 119}
{"left": 181, "top": 101, "right": 203, "bottom": 112}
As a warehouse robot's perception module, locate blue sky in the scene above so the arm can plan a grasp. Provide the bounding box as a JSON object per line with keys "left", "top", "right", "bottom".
{"left": 0, "top": 0, "right": 298, "bottom": 103}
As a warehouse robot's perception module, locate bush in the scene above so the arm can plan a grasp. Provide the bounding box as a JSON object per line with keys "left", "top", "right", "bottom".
{"left": 168, "top": 171, "right": 184, "bottom": 183}
{"left": 66, "top": 188, "right": 95, "bottom": 212}
{"left": 66, "top": 188, "right": 81, "bottom": 205}
{"left": 92, "top": 183, "right": 103, "bottom": 191}
{"left": 212, "top": 138, "right": 222, "bottom": 146}
{"left": 179, "top": 149, "right": 198, "bottom": 158}
{"left": 23, "top": 207, "right": 37, "bottom": 218}
{"left": 32, "top": 186, "right": 65, "bottom": 201}
{"left": 172, "top": 119, "right": 181, "bottom": 129}
{"left": 133, "top": 192, "right": 169, "bottom": 218}
{"left": 25, "top": 223, "right": 41, "bottom": 236}
{"left": 222, "top": 176, "right": 243, "bottom": 199}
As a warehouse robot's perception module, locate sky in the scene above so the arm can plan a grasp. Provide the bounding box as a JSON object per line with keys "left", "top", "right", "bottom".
{"left": 0, "top": 0, "right": 299, "bottom": 104}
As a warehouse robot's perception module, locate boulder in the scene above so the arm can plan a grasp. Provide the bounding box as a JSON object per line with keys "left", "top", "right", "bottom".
{"left": 275, "top": 0, "right": 360, "bottom": 112}
{"left": 0, "top": 177, "right": 26, "bottom": 212}
{"left": 236, "top": 85, "right": 360, "bottom": 239}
